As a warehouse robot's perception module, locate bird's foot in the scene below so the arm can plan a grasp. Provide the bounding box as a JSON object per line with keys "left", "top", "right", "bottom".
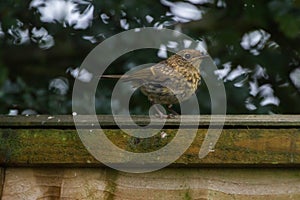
{"left": 154, "top": 113, "right": 177, "bottom": 119}
{"left": 167, "top": 114, "right": 177, "bottom": 119}
{"left": 155, "top": 112, "right": 168, "bottom": 119}
{"left": 151, "top": 103, "right": 179, "bottom": 119}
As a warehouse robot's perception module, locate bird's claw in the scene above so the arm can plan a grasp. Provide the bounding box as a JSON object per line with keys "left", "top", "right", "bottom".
{"left": 154, "top": 113, "right": 177, "bottom": 119}
{"left": 155, "top": 113, "right": 168, "bottom": 119}
{"left": 167, "top": 114, "right": 177, "bottom": 119}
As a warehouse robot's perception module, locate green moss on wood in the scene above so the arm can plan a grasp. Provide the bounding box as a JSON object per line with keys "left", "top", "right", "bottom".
{"left": 103, "top": 169, "right": 119, "bottom": 200}
{"left": 0, "top": 128, "right": 299, "bottom": 166}
{"left": 184, "top": 190, "right": 192, "bottom": 200}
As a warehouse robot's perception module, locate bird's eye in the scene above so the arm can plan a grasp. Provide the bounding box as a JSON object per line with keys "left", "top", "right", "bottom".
{"left": 184, "top": 54, "right": 191, "bottom": 59}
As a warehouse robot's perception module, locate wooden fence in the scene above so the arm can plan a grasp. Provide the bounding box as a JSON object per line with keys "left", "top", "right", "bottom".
{"left": 0, "top": 115, "right": 299, "bottom": 199}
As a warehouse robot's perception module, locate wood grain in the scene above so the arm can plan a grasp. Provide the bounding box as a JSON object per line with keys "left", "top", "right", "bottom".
{"left": 1, "top": 115, "right": 300, "bottom": 199}
{"left": 2, "top": 168, "right": 300, "bottom": 200}
{"left": 0, "top": 168, "right": 4, "bottom": 198}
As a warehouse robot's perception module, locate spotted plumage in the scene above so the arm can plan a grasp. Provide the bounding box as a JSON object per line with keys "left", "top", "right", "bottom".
{"left": 102, "top": 49, "right": 208, "bottom": 117}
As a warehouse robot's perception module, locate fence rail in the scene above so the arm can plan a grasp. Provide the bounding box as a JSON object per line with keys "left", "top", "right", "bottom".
{"left": 0, "top": 115, "right": 300, "bottom": 199}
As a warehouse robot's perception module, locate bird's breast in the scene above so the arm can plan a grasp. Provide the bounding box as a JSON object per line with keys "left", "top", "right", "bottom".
{"left": 140, "top": 72, "right": 199, "bottom": 105}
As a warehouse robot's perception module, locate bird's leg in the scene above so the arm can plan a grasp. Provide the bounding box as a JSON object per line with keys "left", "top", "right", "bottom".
{"left": 167, "top": 104, "right": 179, "bottom": 118}
{"left": 153, "top": 104, "right": 168, "bottom": 119}
{"left": 150, "top": 102, "right": 168, "bottom": 118}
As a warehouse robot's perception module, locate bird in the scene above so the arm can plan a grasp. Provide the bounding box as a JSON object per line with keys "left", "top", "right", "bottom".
{"left": 102, "top": 49, "right": 209, "bottom": 118}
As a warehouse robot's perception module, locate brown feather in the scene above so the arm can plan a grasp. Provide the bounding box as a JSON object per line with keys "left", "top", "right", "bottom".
{"left": 101, "top": 49, "right": 205, "bottom": 106}
{"left": 101, "top": 75, "right": 128, "bottom": 79}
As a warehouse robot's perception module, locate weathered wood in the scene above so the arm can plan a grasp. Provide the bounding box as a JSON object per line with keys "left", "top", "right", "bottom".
{"left": 0, "top": 128, "right": 299, "bottom": 167}
{"left": 1, "top": 115, "right": 300, "bottom": 199}
{"left": 0, "top": 115, "right": 300, "bottom": 167}
{"left": 0, "top": 115, "right": 300, "bottom": 127}
{"left": 0, "top": 168, "right": 4, "bottom": 198}
{"left": 2, "top": 168, "right": 300, "bottom": 200}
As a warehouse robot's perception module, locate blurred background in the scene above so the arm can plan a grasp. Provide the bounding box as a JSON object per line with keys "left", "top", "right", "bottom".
{"left": 0, "top": 0, "right": 299, "bottom": 115}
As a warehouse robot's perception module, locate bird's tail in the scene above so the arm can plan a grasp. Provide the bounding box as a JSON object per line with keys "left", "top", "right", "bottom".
{"left": 101, "top": 75, "right": 129, "bottom": 79}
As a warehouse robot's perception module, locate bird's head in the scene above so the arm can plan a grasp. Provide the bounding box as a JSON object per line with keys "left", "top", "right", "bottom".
{"left": 176, "top": 49, "right": 209, "bottom": 68}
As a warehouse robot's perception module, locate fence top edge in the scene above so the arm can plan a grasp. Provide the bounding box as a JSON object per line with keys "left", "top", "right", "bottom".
{"left": 0, "top": 115, "right": 299, "bottom": 127}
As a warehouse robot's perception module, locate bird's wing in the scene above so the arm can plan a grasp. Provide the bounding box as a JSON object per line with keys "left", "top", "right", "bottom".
{"left": 123, "top": 61, "right": 177, "bottom": 84}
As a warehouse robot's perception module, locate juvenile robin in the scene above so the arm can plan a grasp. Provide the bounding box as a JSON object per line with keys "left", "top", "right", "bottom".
{"left": 102, "top": 49, "right": 208, "bottom": 117}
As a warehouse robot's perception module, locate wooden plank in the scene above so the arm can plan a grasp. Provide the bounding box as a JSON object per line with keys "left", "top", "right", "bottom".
{"left": 1, "top": 115, "right": 299, "bottom": 199}
{"left": 0, "top": 115, "right": 299, "bottom": 167}
{"left": 0, "top": 115, "right": 300, "bottom": 127}
{"left": 0, "top": 168, "right": 4, "bottom": 198}
{"left": 0, "top": 128, "right": 299, "bottom": 167}
{"left": 2, "top": 168, "right": 300, "bottom": 200}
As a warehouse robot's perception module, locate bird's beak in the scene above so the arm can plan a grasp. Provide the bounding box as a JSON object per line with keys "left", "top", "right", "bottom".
{"left": 191, "top": 54, "right": 209, "bottom": 63}
{"left": 198, "top": 54, "right": 210, "bottom": 59}
{"left": 191, "top": 56, "right": 207, "bottom": 68}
